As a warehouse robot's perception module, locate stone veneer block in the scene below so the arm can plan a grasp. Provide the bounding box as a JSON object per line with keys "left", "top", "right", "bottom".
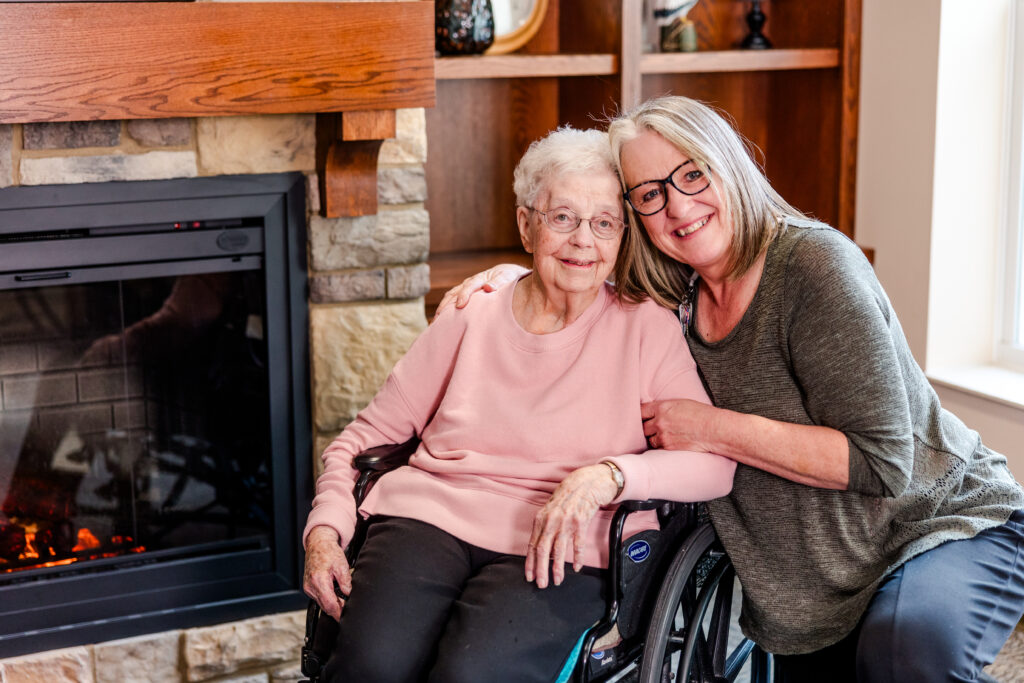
{"left": 23, "top": 121, "right": 120, "bottom": 150}
{"left": 311, "top": 300, "right": 427, "bottom": 432}
{"left": 387, "top": 263, "right": 430, "bottom": 299}
{"left": 378, "top": 165, "right": 427, "bottom": 205}
{"left": 305, "top": 172, "right": 321, "bottom": 215}
{"left": 20, "top": 151, "right": 198, "bottom": 185}
{"left": 127, "top": 118, "right": 191, "bottom": 147}
{"left": 270, "top": 663, "right": 304, "bottom": 683}
{"left": 308, "top": 208, "right": 429, "bottom": 271}
{"left": 197, "top": 115, "right": 314, "bottom": 175}
{"left": 93, "top": 631, "right": 182, "bottom": 683}
{"left": 380, "top": 108, "right": 427, "bottom": 165}
{"left": 0, "top": 647, "right": 94, "bottom": 683}
{"left": 0, "top": 125, "right": 12, "bottom": 188}
{"left": 310, "top": 270, "right": 386, "bottom": 303}
{"left": 184, "top": 611, "right": 305, "bottom": 682}
{"left": 220, "top": 675, "right": 269, "bottom": 683}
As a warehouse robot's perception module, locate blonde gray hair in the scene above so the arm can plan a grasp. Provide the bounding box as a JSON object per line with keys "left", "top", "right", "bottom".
{"left": 513, "top": 126, "right": 619, "bottom": 207}
{"left": 608, "top": 96, "right": 805, "bottom": 308}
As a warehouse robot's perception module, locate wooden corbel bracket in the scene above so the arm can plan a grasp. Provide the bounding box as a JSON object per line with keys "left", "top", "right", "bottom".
{"left": 316, "top": 110, "right": 398, "bottom": 218}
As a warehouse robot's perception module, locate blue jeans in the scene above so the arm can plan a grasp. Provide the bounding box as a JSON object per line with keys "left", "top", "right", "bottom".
{"left": 774, "top": 509, "right": 1024, "bottom": 683}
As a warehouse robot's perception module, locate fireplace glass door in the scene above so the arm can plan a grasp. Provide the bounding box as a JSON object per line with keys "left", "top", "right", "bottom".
{"left": 0, "top": 260, "right": 272, "bottom": 576}
{"left": 0, "top": 173, "right": 308, "bottom": 656}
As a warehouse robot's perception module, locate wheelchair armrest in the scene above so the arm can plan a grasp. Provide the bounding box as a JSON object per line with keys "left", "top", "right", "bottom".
{"left": 352, "top": 438, "right": 420, "bottom": 473}
{"left": 619, "top": 499, "right": 668, "bottom": 512}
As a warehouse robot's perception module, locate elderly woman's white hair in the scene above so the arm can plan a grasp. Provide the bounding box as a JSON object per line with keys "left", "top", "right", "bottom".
{"left": 513, "top": 126, "right": 618, "bottom": 208}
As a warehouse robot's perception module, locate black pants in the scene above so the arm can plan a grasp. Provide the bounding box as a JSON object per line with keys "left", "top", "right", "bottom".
{"left": 323, "top": 516, "right": 606, "bottom": 683}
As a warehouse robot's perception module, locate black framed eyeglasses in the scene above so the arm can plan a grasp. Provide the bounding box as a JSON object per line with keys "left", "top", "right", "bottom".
{"left": 623, "top": 161, "right": 711, "bottom": 216}
{"left": 525, "top": 206, "right": 626, "bottom": 240}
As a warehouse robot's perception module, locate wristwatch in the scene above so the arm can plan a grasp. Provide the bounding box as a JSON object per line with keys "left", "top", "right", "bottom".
{"left": 603, "top": 461, "right": 625, "bottom": 498}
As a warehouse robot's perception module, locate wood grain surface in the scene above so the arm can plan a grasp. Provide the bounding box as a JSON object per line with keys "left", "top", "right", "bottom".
{"left": 0, "top": 2, "right": 435, "bottom": 123}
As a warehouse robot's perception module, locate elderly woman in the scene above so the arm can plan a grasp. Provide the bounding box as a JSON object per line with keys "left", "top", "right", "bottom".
{"left": 302, "top": 125, "right": 735, "bottom": 683}
{"left": 445, "top": 96, "right": 1024, "bottom": 682}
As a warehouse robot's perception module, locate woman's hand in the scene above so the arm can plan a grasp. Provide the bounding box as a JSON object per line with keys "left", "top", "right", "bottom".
{"left": 525, "top": 464, "right": 619, "bottom": 589}
{"left": 303, "top": 526, "right": 352, "bottom": 621}
{"left": 643, "top": 399, "right": 851, "bottom": 489}
{"left": 433, "top": 264, "right": 528, "bottom": 320}
{"left": 641, "top": 399, "right": 718, "bottom": 451}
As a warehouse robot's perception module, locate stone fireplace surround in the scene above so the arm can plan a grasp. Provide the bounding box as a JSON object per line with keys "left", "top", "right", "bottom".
{"left": 0, "top": 64, "right": 433, "bottom": 683}
{"left": 0, "top": 111, "right": 431, "bottom": 683}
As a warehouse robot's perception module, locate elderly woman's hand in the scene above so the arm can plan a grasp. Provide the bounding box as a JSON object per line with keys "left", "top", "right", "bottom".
{"left": 433, "top": 264, "right": 528, "bottom": 320}
{"left": 641, "top": 399, "right": 718, "bottom": 451}
{"left": 525, "top": 464, "right": 619, "bottom": 589}
{"left": 303, "top": 526, "right": 352, "bottom": 621}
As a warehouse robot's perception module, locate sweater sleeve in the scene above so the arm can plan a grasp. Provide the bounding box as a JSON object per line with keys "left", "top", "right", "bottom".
{"left": 784, "top": 228, "right": 914, "bottom": 498}
{"left": 302, "top": 307, "right": 466, "bottom": 549}
{"left": 605, "top": 304, "right": 736, "bottom": 502}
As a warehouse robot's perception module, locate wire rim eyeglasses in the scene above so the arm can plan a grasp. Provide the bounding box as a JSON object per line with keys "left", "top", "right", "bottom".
{"left": 524, "top": 206, "right": 626, "bottom": 240}
{"left": 623, "top": 161, "right": 711, "bottom": 216}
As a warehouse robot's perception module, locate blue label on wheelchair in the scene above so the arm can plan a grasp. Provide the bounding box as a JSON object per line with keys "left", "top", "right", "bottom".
{"left": 591, "top": 650, "right": 605, "bottom": 660}
{"left": 627, "top": 539, "right": 651, "bottom": 563}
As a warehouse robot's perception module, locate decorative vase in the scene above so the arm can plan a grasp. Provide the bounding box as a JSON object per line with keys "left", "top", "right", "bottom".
{"left": 436, "top": 0, "right": 495, "bottom": 56}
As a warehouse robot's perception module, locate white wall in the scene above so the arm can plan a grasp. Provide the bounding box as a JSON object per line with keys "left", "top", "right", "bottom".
{"left": 856, "top": 0, "right": 1024, "bottom": 477}
{"left": 855, "top": 0, "right": 941, "bottom": 364}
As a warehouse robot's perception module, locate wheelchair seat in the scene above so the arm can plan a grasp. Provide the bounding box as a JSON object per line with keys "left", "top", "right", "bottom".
{"left": 300, "top": 441, "right": 769, "bottom": 683}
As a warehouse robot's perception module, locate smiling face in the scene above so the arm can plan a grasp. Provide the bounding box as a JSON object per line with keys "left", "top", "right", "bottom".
{"left": 518, "top": 169, "right": 624, "bottom": 298}
{"left": 620, "top": 129, "right": 735, "bottom": 280}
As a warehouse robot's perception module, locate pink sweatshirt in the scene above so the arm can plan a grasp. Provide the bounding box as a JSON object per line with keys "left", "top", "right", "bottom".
{"left": 304, "top": 280, "right": 735, "bottom": 568}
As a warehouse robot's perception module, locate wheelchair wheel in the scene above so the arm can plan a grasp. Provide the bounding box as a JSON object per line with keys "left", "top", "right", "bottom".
{"left": 637, "top": 523, "right": 769, "bottom": 683}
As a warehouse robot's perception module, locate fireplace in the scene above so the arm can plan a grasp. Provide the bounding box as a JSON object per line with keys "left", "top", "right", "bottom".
{"left": 0, "top": 173, "right": 311, "bottom": 657}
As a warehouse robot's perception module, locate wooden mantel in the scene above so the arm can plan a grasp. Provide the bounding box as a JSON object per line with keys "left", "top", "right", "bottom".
{"left": 0, "top": 2, "right": 436, "bottom": 217}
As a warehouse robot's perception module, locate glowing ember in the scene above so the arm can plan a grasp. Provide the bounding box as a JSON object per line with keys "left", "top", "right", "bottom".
{"left": 72, "top": 528, "right": 101, "bottom": 552}
{"left": 1, "top": 522, "right": 148, "bottom": 574}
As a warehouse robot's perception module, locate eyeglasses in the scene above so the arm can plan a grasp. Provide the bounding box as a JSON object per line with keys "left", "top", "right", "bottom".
{"left": 623, "top": 161, "right": 711, "bottom": 216}
{"left": 525, "top": 206, "right": 626, "bottom": 240}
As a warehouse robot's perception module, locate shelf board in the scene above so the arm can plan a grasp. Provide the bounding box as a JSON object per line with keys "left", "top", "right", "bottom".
{"left": 435, "top": 54, "right": 617, "bottom": 80}
{"left": 641, "top": 48, "right": 840, "bottom": 74}
{"left": 435, "top": 48, "right": 838, "bottom": 82}
{"left": 426, "top": 248, "right": 533, "bottom": 315}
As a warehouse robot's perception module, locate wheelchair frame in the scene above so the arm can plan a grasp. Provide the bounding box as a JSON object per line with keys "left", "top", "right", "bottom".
{"left": 300, "top": 441, "right": 770, "bottom": 683}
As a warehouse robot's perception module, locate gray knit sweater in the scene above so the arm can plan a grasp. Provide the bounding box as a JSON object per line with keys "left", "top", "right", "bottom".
{"left": 688, "top": 221, "right": 1024, "bottom": 654}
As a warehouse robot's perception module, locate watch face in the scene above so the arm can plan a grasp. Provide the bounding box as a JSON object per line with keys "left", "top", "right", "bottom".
{"left": 493, "top": 0, "right": 536, "bottom": 37}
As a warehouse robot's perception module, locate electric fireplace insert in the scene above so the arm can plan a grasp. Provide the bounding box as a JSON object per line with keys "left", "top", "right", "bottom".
{"left": 0, "top": 173, "right": 311, "bottom": 656}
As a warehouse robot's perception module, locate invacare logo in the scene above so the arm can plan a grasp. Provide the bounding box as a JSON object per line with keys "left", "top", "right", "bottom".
{"left": 627, "top": 539, "right": 651, "bottom": 563}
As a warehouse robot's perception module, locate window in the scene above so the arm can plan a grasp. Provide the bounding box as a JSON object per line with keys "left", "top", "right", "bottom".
{"left": 999, "top": 0, "right": 1024, "bottom": 371}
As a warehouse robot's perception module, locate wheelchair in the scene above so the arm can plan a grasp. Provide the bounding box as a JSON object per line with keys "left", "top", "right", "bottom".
{"left": 300, "top": 440, "right": 771, "bottom": 683}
